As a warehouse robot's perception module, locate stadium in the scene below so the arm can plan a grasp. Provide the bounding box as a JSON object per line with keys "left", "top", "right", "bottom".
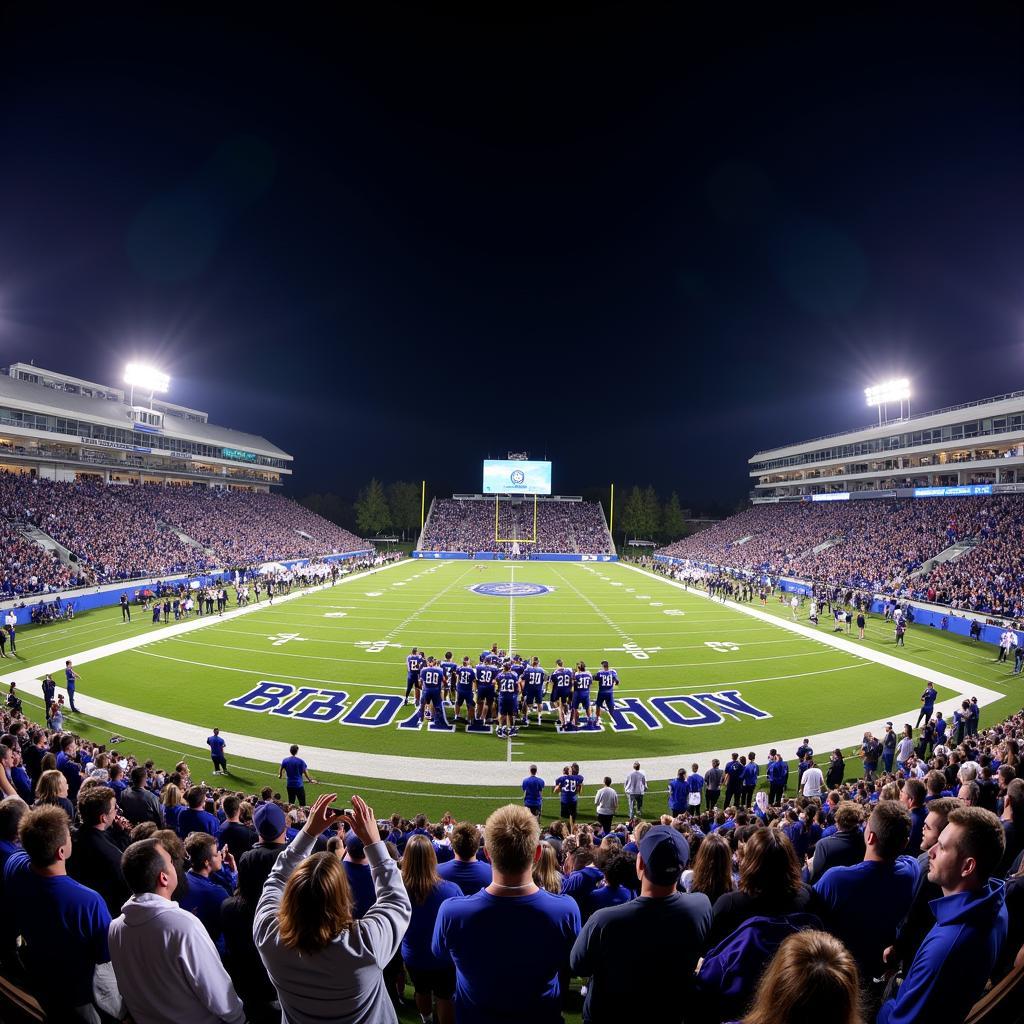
{"left": 2, "top": 8, "right": 1023, "bottom": 1024}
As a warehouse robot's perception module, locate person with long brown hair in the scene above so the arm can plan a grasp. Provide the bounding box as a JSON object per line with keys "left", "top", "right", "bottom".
{"left": 686, "top": 831, "right": 735, "bottom": 905}
{"left": 737, "top": 930, "right": 862, "bottom": 1024}
{"left": 400, "top": 835, "right": 462, "bottom": 1024}
{"left": 254, "top": 792, "right": 411, "bottom": 1022}
{"left": 708, "top": 826, "right": 816, "bottom": 945}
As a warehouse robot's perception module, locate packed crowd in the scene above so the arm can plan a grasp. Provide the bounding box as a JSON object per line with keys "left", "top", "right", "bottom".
{"left": 0, "top": 520, "right": 74, "bottom": 598}
{"left": 0, "top": 672, "right": 1021, "bottom": 1024}
{"left": 0, "top": 472, "right": 367, "bottom": 593}
{"left": 658, "top": 494, "right": 1024, "bottom": 616}
{"left": 421, "top": 499, "right": 613, "bottom": 555}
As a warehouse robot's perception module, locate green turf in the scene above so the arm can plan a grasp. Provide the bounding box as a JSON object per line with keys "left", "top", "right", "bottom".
{"left": 5, "top": 558, "right": 1015, "bottom": 826}
{"left": 24, "top": 560, "right": 964, "bottom": 759}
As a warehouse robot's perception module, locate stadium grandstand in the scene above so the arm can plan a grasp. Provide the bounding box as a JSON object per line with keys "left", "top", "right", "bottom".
{"left": 418, "top": 495, "right": 614, "bottom": 556}
{"left": 0, "top": 370, "right": 1021, "bottom": 1024}
{"left": 0, "top": 364, "right": 367, "bottom": 599}
{"left": 658, "top": 389, "right": 1024, "bottom": 620}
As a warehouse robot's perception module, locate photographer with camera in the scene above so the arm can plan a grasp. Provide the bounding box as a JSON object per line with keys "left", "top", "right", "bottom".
{"left": 254, "top": 792, "right": 411, "bottom": 1022}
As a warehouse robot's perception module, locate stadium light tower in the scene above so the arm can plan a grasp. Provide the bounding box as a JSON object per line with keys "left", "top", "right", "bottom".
{"left": 865, "top": 378, "right": 911, "bottom": 425}
{"left": 124, "top": 363, "right": 170, "bottom": 410}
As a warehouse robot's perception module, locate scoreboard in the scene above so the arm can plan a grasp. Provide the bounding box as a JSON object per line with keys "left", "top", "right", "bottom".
{"left": 482, "top": 459, "right": 552, "bottom": 495}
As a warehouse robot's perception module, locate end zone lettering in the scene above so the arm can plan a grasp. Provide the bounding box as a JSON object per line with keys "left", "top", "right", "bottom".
{"left": 225, "top": 681, "right": 770, "bottom": 731}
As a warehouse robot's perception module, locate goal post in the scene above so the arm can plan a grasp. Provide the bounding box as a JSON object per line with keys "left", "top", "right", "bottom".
{"left": 495, "top": 493, "right": 538, "bottom": 544}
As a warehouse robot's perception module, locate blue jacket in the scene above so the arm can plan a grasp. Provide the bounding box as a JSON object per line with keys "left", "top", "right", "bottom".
{"left": 877, "top": 879, "right": 1007, "bottom": 1024}
{"left": 741, "top": 762, "right": 758, "bottom": 786}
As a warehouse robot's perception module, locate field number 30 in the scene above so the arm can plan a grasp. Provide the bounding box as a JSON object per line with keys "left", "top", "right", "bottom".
{"left": 704, "top": 641, "right": 740, "bottom": 653}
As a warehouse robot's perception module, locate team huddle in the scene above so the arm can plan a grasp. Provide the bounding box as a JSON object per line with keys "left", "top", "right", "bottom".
{"left": 403, "top": 644, "right": 621, "bottom": 735}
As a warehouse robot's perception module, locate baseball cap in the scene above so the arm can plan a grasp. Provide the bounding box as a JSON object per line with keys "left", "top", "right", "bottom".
{"left": 638, "top": 825, "right": 690, "bottom": 884}
{"left": 254, "top": 803, "right": 287, "bottom": 842}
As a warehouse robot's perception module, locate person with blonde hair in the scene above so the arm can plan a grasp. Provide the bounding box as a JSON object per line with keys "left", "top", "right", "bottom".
{"left": 35, "top": 767, "right": 74, "bottom": 821}
{"left": 432, "top": 804, "right": 580, "bottom": 1022}
{"left": 738, "top": 930, "right": 862, "bottom": 1024}
{"left": 160, "top": 783, "right": 185, "bottom": 836}
{"left": 400, "top": 835, "right": 461, "bottom": 1024}
{"left": 533, "top": 841, "right": 564, "bottom": 894}
{"left": 254, "top": 792, "right": 411, "bottom": 1023}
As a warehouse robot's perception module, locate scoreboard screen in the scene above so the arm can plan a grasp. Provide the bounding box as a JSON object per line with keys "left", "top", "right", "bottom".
{"left": 482, "top": 460, "right": 552, "bottom": 495}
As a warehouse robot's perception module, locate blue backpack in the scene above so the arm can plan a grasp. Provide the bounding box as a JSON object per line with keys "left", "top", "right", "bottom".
{"left": 695, "top": 912, "right": 824, "bottom": 1018}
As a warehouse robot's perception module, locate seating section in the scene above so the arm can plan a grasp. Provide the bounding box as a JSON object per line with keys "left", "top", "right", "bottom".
{"left": 658, "top": 495, "right": 1024, "bottom": 616}
{"left": 0, "top": 680, "right": 1020, "bottom": 1022}
{"left": 0, "top": 473, "right": 366, "bottom": 595}
{"left": 421, "top": 498, "right": 613, "bottom": 554}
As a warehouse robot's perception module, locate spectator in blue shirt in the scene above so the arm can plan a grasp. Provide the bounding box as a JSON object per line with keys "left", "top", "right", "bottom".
{"left": 687, "top": 763, "right": 705, "bottom": 805}
{"left": 180, "top": 831, "right": 237, "bottom": 950}
{"left": 877, "top": 807, "right": 1009, "bottom": 1024}
{"left": 668, "top": 769, "right": 689, "bottom": 815}
{"left": 586, "top": 849, "right": 635, "bottom": 917}
{"left": 0, "top": 797, "right": 26, "bottom": 967}
{"left": 340, "top": 832, "right": 378, "bottom": 919}
{"left": 401, "top": 835, "right": 462, "bottom": 1024}
{"left": 562, "top": 847, "right": 604, "bottom": 921}
{"left": 723, "top": 754, "right": 742, "bottom": 808}
{"left": 178, "top": 785, "right": 220, "bottom": 838}
{"left": 813, "top": 800, "right": 918, "bottom": 981}
{"left": 522, "top": 764, "right": 545, "bottom": 817}
{"left": 432, "top": 804, "right": 580, "bottom": 1024}
{"left": 56, "top": 734, "right": 83, "bottom": 803}
{"left": 278, "top": 744, "right": 317, "bottom": 806}
{"left": 901, "top": 778, "right": 927, "bottom": 856}
{"left": 741, "top": 753, "right": 759, "bottom": 808}
{"left": 437, "top": 821, "right": 492, "bottom": 896}
{"left": 767, "top": 754, "right": 789, "bottom": 804}
{"left": 4, "top": 805, "right": 112, "bottom": 1020}
{"left": 207, "top": 728, "right": 228, "bottom": 776}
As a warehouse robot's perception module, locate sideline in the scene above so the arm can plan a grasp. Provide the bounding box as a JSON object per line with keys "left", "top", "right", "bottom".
{"left": 7, "top": 559, "right": 1008, "bottom": 788}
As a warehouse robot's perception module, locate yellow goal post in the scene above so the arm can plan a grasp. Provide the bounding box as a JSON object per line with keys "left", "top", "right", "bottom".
{"left": 494, "top": 493, "right": 538, "bottom": 544}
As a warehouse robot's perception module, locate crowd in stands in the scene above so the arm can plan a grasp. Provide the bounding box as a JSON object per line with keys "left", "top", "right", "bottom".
{"left": 0, "top": 520, "right": 74, "bottom": 598}
{"left": 421, "top": 498, "right": 613, "bottom": 555}
{"left": 0, "top": 472, "right": 367, "bottom": 595}
{"left": 658, "top": 495, "right": 1024, "bottom": 617}
{"left": 0, "top": 672, "right": 1021, "bottom": 1023}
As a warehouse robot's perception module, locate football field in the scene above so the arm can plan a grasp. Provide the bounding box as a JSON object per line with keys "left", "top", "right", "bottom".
{"left": 7, "top": 558, "right": 1018, "bottom": 818}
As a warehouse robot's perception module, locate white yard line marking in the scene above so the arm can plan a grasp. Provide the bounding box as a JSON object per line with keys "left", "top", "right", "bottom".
{"left": 508, "top": 564, "right": 517, "bottom": 654}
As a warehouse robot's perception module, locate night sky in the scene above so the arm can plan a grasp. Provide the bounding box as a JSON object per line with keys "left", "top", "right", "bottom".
{"left": 1, "top": 5, "right": 1022, "bottom": 512}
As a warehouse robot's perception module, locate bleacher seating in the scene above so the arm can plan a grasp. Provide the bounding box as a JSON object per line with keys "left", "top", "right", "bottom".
{"left": 421, "top": 498, "right": 613, "bottom": 554}
{"left": 658, "top": 495, "right": 1024, "bottom": 616}
{"left": 0, "top": 472, "right": 367, "bottom": 595}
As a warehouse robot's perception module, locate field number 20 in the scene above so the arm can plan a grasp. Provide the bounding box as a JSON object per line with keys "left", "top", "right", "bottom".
{"left": 704, "top": 641, "right": 740, "bottom": 653}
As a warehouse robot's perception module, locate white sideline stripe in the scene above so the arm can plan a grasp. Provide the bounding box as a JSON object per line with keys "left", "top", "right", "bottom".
{"left": 8, "top": 558, "right": 1010, "bottom": 788}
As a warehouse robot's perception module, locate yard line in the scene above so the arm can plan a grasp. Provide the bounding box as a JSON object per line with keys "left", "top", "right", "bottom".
{"left": 508, "top": 564, "right": 517, "bottom": 655}
{"left": 381, "top": 565, "right": 480, "bottom": 644}
{"left": 135, "top": 648, "right": 405, "bottom": 690}
{"left": 551, "top": 567, "right": 642, "bottom": 652}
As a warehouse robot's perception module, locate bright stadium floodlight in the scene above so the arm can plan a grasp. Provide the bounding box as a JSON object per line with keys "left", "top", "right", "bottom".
{"left": 865, "top": 378, "right": 911, "bottom": 424}
{"left": 124, "top": 363, "right": 170, "bottom": 410}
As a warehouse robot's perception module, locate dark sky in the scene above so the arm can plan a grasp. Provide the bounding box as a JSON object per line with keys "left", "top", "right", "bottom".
{"left": 1, "top": 4, "right": 1022, "bottom": 512}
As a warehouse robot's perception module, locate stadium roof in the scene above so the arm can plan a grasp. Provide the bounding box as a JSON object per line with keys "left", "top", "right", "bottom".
{"left": 0, "top": 370, "right": 292, "bottom": 460}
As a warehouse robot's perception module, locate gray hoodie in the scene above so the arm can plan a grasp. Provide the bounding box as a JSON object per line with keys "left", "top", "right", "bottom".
{"left": 254, "top": 829, "right": 412, "bottom": 1024}
{"left": 108, "top": 892, "right": 245, "bottom": 1024}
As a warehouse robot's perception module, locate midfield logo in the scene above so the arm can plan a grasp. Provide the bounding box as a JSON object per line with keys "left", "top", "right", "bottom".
{"left": 225, "top": 682, "right": 771, "bottom": 732}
